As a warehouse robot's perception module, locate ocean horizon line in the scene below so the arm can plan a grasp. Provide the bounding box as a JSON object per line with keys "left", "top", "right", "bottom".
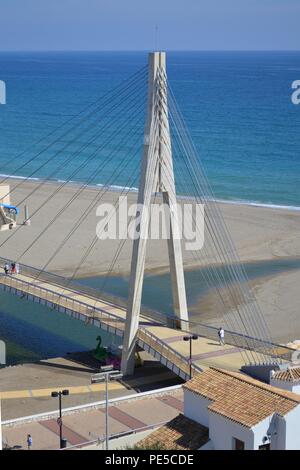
{"left": 1, "top": 49, "right": 300, "bottom": 54}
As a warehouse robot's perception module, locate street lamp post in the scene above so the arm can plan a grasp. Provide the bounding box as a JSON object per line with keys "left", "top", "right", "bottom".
{"left": 51, "top": 389, "right": 69, "bottom": 449}
{"left": 183, "top": 334, "right": 198, "bottom": 379}
{"left": 91, "top": 365, "right": 123, "bottom": 450}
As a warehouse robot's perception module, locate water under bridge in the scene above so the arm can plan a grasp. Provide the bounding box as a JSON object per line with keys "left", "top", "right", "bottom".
{"left": 0, "top": 259, "right": 293, "bottom": 381}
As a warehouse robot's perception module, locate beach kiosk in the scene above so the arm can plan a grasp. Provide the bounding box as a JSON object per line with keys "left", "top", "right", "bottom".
{"left": 0, "top": 185, "right": 19, "bottom": 231}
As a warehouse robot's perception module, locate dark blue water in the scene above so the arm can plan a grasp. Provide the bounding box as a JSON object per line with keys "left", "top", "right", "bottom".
{"left": 0, "top": 51, "right": 300, "bottom": 207}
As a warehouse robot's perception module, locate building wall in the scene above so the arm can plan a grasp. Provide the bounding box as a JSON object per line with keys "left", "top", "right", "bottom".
{"left": 284, "top": 407, "right": 300, "bottom": 450}
{"left": 270, "top": 378, "right": 300, "bottom": 395}
{"left": 292, "top": 384, "right": 300, "bottom": 394}
{"left": 270, "top": 378, "right": 292, "bottom": 391}
{"left": 252, "top": 417, "right": 277, "bottom": 449}
{"left": 208, "top": 411, "right": 254, "bottom": 450}
{"left": 209, "top": 412, "right": 289, "bottom": 450}
{"left": 183, "top": 390, "right": 211, "bottom": 427}
{"left": 0, "top": 399, "right": 2, "bottom": 450}
{"left": 271, "top": 415, "right": 286, "bottom": 450}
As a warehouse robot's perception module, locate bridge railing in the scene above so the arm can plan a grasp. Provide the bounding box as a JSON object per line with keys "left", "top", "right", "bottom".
{"left": 140, "top": 309, "right": 294, "bottom": 363}
{"left": 0, "top": 256, "right": 116, "bottom": 299}
{"left": 0, "top": 272, "right": 200, "bottom": 378}
{"left": 137, "top": 327, "right": 202, "bottom": 379}
{"left": 0, "top": 256, "right": 294, "bottom": 363}
{"left": 0, "top": 272, "right": 126, "bottom": 337}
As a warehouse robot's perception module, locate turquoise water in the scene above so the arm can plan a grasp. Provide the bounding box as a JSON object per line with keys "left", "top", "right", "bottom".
{"left": 0, "top": 289, "right": 121, "bottom": 366}
{"left": 0, "top": 51, "right": 300, "bottom": 208}
{"left": 78, "top": 258, "right": 300, "bottom": 317}
{"left": 1, "top": 257, "right": 300, "bottom": 365}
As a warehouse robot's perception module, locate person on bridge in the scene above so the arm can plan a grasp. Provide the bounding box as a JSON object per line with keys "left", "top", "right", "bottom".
{"left": 218, "top": 327, "right": 225, "bottom": 346}
{"left": 27, "top": 434, "right": 32, "bottom": 450}
{"left": 4, "top": 263, "right": 9, "bottom": 275}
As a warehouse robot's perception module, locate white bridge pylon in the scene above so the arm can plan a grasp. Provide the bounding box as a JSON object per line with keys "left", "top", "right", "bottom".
{"left": 121, "top": 52, "right": 189, "bottom": 376}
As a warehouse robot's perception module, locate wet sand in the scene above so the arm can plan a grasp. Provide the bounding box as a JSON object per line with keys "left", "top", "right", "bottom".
{"left": 190, "top": 269, "right": 300, "bottom": 343}
{"left": 0, "top": 178, "right": 300, "bottom": 343}
{"left": 0, "top": 178, "right": 299, "bottom": 278}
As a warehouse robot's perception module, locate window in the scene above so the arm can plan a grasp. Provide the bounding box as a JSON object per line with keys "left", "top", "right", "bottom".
{"left": 259, "top": 443, "right": 270, "bottom": 450}
{"left": 233, "top": 437, "right": 245, "bottom": 450}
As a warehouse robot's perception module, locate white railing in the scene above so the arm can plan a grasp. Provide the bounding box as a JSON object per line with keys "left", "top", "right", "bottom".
{"left": 2, "top": 384, "right": 183, "bottom": 427}
{"left": 0, "top": 266, "right": 294, "bottom": 364}
{"left": 59, "top": 421, "right": 169, "bottom": 450}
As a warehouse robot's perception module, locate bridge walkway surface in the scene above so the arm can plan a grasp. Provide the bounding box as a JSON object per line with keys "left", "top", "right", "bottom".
{"left": 0, "top": 272, "right": 292, "bottom": 381}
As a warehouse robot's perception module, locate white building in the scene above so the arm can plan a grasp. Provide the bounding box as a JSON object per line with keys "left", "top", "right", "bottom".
{"left": 270, "top": 366, "right": 300, "bottom": 394}
{"left": 140, "top": 367, "right": 300, "bottom": 450}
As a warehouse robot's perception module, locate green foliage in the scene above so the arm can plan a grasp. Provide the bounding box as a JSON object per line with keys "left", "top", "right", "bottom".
{"left": 122, "top": 441, "right": 166, "bottom": 450}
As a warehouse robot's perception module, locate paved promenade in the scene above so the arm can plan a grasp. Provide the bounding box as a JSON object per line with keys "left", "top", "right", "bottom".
{"left": 0, "top": 354, "right": 183, "bottom": 420}
{"left": 2, "top": 388, "right": 184, "bottom": 450}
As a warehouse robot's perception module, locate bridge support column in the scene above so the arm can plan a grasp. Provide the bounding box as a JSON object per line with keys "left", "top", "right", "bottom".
{"left": 121, "top": 52, "right": 189, "bottom": 376}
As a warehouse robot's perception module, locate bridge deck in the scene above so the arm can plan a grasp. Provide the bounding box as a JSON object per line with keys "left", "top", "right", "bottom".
{"left": 0, "top": 272, "right": 280, "bottom": 380}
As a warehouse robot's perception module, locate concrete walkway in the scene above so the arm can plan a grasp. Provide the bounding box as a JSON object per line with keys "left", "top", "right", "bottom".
{"left": 0, "top": 381, "right": 124, "bottom": 400}
{"left": 0, "top": 353, "right": 183, "bottom": 420}
{"left": 0, "top": 272, "right": 281, "bottom": 381}
{"left": 2, "top": 389, "right": 184, "bottom": 450}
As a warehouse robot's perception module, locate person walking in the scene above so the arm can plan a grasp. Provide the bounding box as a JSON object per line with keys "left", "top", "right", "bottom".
{"left": 218, "top": 327, "right": 225, "bottom": 346}
{"left": 27, "top": 434, "right": 32, "bottom": 450}
{"left": 16, "top": 263, "right": 20, "bottom": 275}
{"left": 4, "top": 263, "right": 9, "bottom": 275}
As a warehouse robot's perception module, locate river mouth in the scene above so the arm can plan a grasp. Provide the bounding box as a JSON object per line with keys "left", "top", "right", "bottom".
{"left": 1, "top": 256, "right": 300, "bottom": 366}
{"left": 78, "top": 257, "right": 300, "bottom": 316}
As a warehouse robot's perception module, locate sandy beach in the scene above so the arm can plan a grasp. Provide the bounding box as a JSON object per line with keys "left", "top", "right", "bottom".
{"left": 190, "top": 269, "right": 300, "bottom": 343}
{"left": 252, "top": 270, "right": 300, "bottom": 342}
{"left": 0, "top": 177, "right": 300, "bottom": 343}
{"left": 1, "top": 178, "right": 300, "bottom": 277}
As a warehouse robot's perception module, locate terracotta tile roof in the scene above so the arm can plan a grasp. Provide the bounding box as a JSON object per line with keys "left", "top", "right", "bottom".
{"left": 183, "top": 367, "right": 300, "bottom": 428}
{"left": 272, "top": 367, "right": 300, "bottom": 383}
{"left": 138, "top": 414, "right": 209, "bottom": 450}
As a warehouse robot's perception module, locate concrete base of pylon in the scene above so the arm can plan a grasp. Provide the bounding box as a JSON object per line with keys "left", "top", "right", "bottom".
{"left": 120, "top": 343, "right": 136, "bottom": 377}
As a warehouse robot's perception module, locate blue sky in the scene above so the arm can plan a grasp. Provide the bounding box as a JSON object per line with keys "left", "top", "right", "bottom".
{"left": 1, "top": 0, "right": 299, "bottom": 51}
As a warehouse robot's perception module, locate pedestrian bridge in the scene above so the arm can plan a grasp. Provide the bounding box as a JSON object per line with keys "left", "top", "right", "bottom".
{"left": 0, "top": 52, "right": 294, "bottom": 379}
{"left": 0, "top": 260, "right": 293, "bottom": 381}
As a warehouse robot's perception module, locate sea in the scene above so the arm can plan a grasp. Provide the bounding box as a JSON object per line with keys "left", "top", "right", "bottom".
{"left": 0, "top": 51, "right": 300, "bottom": 364}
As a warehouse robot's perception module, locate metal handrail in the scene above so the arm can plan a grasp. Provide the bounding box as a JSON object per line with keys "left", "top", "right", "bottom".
{"left": 0, "top": 274, "right": 124, "bottom": 325}
{"left": 59, "top": 419, "right": 170, "bottom": 450}
{"left": 0, "top": 257, "right": 294, "bottom": 362}
{"left": 0, "top": 273, "right": 201, "bottom": 376}
{"left": 138, "top": 327, "right": 202, "bottom": 375}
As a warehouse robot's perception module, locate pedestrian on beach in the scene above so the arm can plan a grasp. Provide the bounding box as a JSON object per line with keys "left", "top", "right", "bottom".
{"left": 4, "top": 263, "right": 9, "bottom": 275}
{"left": 27, "top": 434, "right": 32, "bottom": 450}
{"left": 218, "top": 327, "right": 225, "bottom": 346}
